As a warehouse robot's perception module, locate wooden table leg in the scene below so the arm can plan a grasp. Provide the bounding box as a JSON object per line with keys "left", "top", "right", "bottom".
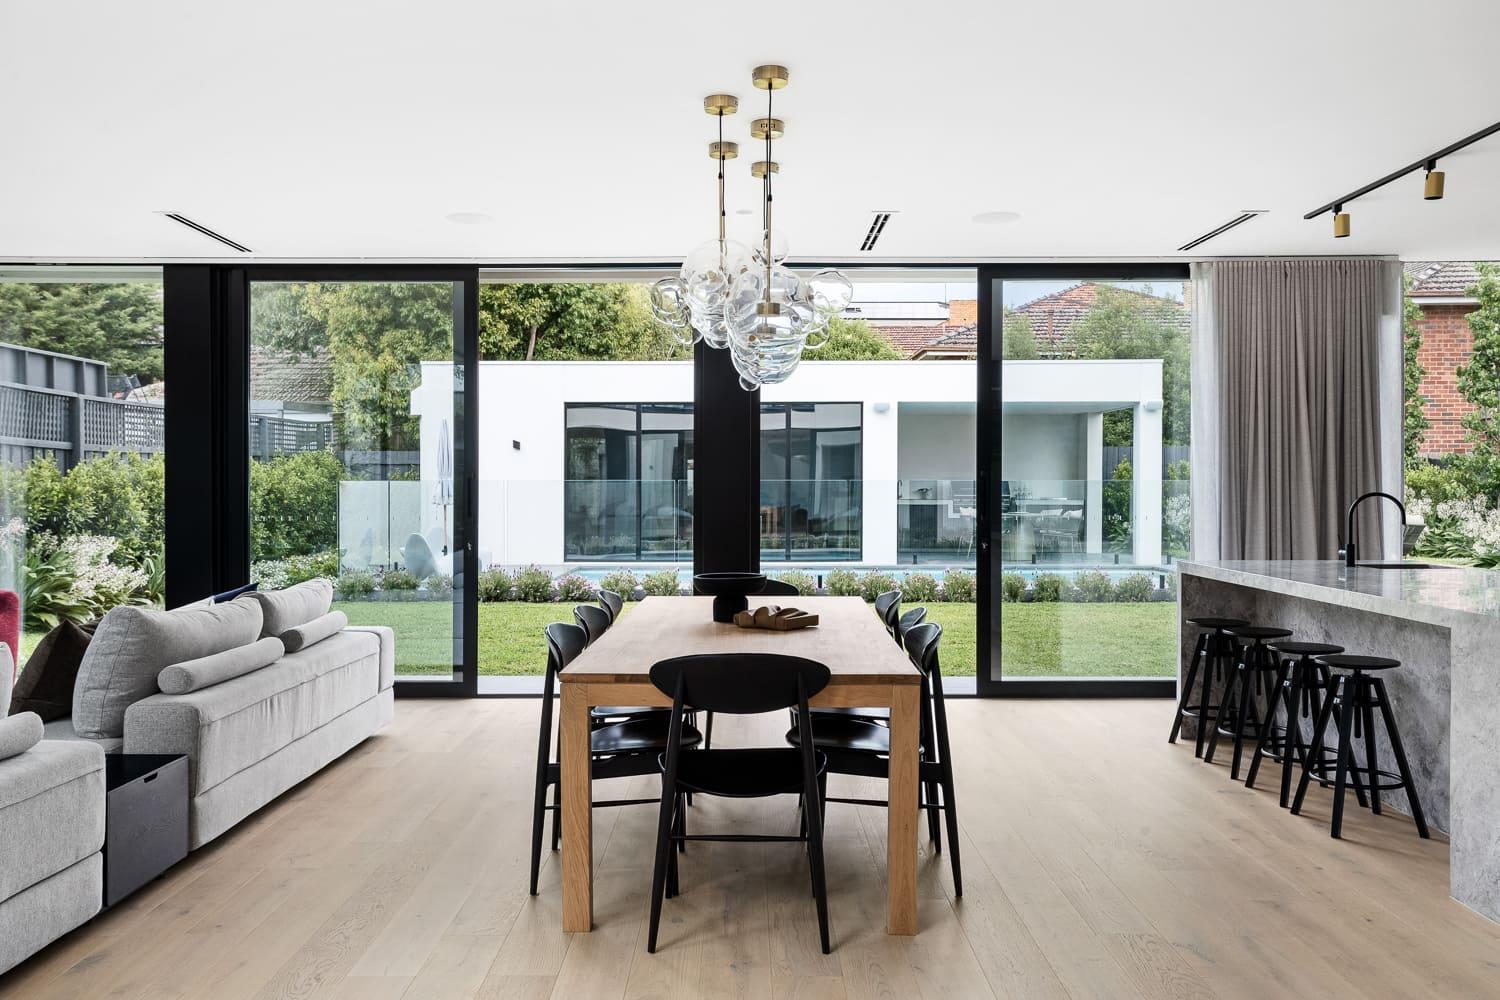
{"left": 560, "top": 681, "right": 593, "bottom": 932}
{"left": 886, "top": 682, "right": 919, "bottom": 935}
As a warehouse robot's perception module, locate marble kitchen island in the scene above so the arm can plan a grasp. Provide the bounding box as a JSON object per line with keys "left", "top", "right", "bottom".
{"left": 1179, "top": 559, "right": 1500, "bottom": 924}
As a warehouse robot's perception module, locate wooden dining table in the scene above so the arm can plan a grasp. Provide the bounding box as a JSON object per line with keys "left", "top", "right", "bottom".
{"left": 557, "top": 594, "right": 924, "bottom": 935}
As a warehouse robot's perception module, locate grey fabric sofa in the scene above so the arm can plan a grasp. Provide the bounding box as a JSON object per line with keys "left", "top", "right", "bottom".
{"left": 123, "top": 623, "right": 394, "bottom": 848}
{"left": 0, "top": 642, "right": 106, "bottom": 975}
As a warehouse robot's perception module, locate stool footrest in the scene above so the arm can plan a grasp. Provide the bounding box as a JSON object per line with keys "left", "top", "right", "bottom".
{"left": 1303, "top": 764, "right": 1409, "bottom": 792}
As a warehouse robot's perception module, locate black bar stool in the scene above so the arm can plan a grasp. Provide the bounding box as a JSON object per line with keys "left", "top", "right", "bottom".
{"left": 1205, "top": 625, "right": 1292, "bottom": 780}
{"left": 1291, "top": 654, "right": 1430, "bottom": 840}
{"left": 1244, "top": 640, "right": 1342, "bottom": 806}
{"left": 1168, "top": 616, "right": 1248, "bottom": 758}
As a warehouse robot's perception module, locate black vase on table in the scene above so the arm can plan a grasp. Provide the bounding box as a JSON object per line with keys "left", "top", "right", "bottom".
{"left": 692, "top": 572, "right": 767, "bottom": 624}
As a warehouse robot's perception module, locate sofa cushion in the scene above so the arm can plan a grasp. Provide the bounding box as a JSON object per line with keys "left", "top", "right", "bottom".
{"left": 0, "top": 739, "right": 105, "bottom": 904}
{"left": 247, "top": 580, "right": 333, "bottom": 639}
{"left": 124, "top": 629, "right": 381, "bottom": 794}
{"left": 343, "top": 625, "right": 395, "bottom": 691}
{"left": 41, "top": 717, "right": 122, "bottom": 754}
{"left": 10, "top": 621, "right": 97, "bottom": 722}
{"left": 0, "top": 713, "right": 43, "bottom": 761}
{"left": 280, "top": 612, "right": 348, "bottom": 653}
{"left": 212, "top": 582, "right": 258, "bottom": 603}
{"left": 158, "top": 637, "right": 285, "bottom": 695}
{"left": 73, "top": 597, "right": 264, "bottom": 740}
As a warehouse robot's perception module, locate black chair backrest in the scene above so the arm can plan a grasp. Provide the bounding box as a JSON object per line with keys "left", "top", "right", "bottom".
{"left": 649, "top": 654, "right": 831, "bottom": 715}
{"left": 875, "top": 591, "right": 902, "bottom": 632}
{"left": 545, "top": 622, "right": 588, "bottom": 677}
{"left": 904, "top": 621, "right": 942, "bottom": 675}
{"left": 574, "top": 604, "right": 611, "bottom": 645}
{"left": 758, "top": 578, "right": 799, "bottom": 597}
{"left": 896, "top": 606, "right": 927, "bottom": 645}
{"left": 597, "top": 589, "right": 624, "bottom": 623}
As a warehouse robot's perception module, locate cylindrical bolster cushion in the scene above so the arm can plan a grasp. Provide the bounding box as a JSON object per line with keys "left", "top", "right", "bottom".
{"left": 157, "top": 636, "right": 286, "bottom": 695}
{"left": 0, "top": 711, "right": 44, "bottom": 761}
{"left": 280, "top": 611, "right": 348, "bottom": 653}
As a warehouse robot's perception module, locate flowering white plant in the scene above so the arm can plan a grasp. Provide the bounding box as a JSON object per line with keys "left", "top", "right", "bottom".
{"left": 1408, "top": 493, "right": 1500, "bottom": 567}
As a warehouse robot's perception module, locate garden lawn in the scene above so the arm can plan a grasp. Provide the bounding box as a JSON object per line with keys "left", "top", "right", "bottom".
{"left": 334, "top": 599, "right": 1176, "bottom": 679}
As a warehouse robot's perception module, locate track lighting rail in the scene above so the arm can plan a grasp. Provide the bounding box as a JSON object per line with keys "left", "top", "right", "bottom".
{"left": 1302, "top": 120, "right": 1500, "bottom": 220}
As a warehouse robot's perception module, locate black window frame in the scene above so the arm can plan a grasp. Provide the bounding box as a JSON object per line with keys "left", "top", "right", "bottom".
{"left": 757, "top": 401, "right": 864, "bottom": 563}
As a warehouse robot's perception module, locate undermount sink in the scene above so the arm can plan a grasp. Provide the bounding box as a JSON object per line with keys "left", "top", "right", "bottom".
{"left": 1355, "top": 561, "right": 1446, "bottom": 569}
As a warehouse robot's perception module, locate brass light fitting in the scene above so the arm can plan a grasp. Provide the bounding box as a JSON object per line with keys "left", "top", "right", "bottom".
{"left": 703, "top": 93, "right": 739, "bottom": 116}
{"left": 1424, "top": 162, "right": 1445, "bottom": 200}
{"left": 751, "top": 117, "right": 784, "bottom": 140}
{"left": 1333, "top": 208, "right": 1350, "bottom": 238}
{"left": 752, "top": 64, "right": 789, "bottom": 90}
{"left": 709, "top": 141, "right": 739, "bottom": 160}
{"left": 750, "top": 160, "right": 779, "bottom": 177}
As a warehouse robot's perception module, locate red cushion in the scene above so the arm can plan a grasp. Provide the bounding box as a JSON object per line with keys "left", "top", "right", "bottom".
{"left": 0, "top": 589, "right": 18, "bottom": 680}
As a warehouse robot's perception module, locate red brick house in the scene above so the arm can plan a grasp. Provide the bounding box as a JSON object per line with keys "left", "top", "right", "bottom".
{"left": 1407, "top": 261, "right": 1495, "bottom": 457}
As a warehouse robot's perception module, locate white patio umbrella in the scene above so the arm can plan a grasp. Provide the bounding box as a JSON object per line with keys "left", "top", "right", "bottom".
{"left": 433, "top": 418, "right": 453, "bottom": 555}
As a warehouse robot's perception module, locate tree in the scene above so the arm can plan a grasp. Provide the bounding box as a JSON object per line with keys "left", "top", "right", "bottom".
{"left": 478, "top": 283, "right": 684, "bottom": 361}
{"left": 1402, "top": 276, "right": 1430, "bottom": 464}
{"left": 1064, "top": 285, "right": 1190, "bottom": 446}
{"left": 1002, "top": 311, "right": 1039, "bottom": 360}
{"left": 804, "top": 317, "right": 902, "bottom": 360}
{"left": 1458, "top": 262, "right": 1500, "bottom": 472}
{"left": 0, "top": 281, "right": 164, "bottom": 385}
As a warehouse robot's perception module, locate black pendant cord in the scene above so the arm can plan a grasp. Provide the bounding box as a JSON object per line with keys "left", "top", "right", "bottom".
{"left": 717, "top": 110, "right": 726, "bottom": 243}
{"left": 763, "top": 85, "right": 774, "bottom": 289}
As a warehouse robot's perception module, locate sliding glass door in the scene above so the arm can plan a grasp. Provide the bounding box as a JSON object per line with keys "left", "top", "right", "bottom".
{"left": 247, "top": 269, "right": 476, "bottom": 694}
{"left": 978, "top": 265, "right": 1187, "bottom": 696}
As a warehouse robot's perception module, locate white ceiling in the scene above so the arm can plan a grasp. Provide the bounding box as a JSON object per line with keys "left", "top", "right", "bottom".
{"left": 4, "top": 0, "right": 1499, "bottom": 263}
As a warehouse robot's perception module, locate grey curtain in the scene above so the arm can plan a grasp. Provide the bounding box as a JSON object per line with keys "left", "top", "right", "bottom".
{"left": 1214, "top": 259, "right": 1388, "bottom": 560}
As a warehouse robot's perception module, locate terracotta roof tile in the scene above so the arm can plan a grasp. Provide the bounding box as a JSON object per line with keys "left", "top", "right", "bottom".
{"left": 1406, "top": 261, "right": 1495, "bottom": 297}
{"left": 250, "top": 346, "right": 332, "bottom": 403}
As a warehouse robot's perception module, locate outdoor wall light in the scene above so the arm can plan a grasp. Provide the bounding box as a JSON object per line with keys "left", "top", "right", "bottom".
{"left": 1143, "top": 400, "right": 1164, "bottom": 413}
{"left": 872, "top": 402, "right": 891, "bottom": 413}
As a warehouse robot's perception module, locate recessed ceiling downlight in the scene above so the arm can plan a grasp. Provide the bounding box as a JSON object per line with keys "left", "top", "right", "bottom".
{"left": 445, "top": 212, "right": 494, "bottom": 225}
{"left": 972, "top": 211, "right": 1022, "bottom": 225}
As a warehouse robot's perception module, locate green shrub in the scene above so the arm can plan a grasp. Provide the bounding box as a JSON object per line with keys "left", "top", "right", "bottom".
{"left": 1001, "top": 573, "right": 1026, "bottom": 603}
{"left": 478, "top": 568, "right": 514, "bottom": 601}
{"left": 772, "top": 570, "right": 816, "bottom": 596}
{"left": 1031, "top": 572, "right": 1065, "bottom": 602}
{"left": 425, "top": 573, "right": 453, "bottom": 597}
{"left": 599, "top": 570, "right": 640, "bottom": 599}
{"left": 336, "top": 570, "right": 376, "bottom": 598}
{"left": 1072, "top": 570, "right": 1115, "bottom": 602}
{"left": 251, "top": 550, "right": 338, "bottom": 591}
{"left": 514, "top": 564, "right": 556, "bottom": 602}
{"left": 382, "top": 569, "right": 419, "bottom": 591}
{"left": 1406, "top": 459, "right": 1479, "bottom": 503}
{"left": 858, "top": 571, "right": 900, "bottom": 603}
{"left": 12, "top": 453, "right": 165, "bottom": 569}
{"left": 942, "top": 569, "right": 976, "bottom": 603}
{"left": 642, "top": 569, "right": 681, "bottom": 596}
{"left": 824, "top": 569, "right": 861, "bottom": 596}
{"left": 250, "top": 450, "right": 342, "bottom": 560}
{"left": 1114, "top": 573, "right": 1156, "bottom": 602}
{"left": 900, "top": 572, "right": 941, "bottom": 602}
{"left": 555, "top": 573, "right": 596, "bottom": 603}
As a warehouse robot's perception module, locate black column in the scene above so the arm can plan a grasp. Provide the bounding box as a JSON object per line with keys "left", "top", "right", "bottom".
{"left": 163, "top": 265, "right": 249, "bottom": 607}
{"left": 692, "top": 344, "right": 760, "bottom": 574}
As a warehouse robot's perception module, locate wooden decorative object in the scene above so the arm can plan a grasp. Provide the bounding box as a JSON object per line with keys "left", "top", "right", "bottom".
{"left": 733, "top": 605, "right": 819, "bottom": 631}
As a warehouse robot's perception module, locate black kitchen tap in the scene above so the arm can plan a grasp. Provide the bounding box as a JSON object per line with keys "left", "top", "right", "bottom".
{"left": 1345, "top": 491, "right": 1406, "bottom": 567}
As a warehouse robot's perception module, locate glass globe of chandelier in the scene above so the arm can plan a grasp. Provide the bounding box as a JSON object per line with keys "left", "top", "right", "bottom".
{"left": 649, "top": 64, "right": 854, "bottom": 390}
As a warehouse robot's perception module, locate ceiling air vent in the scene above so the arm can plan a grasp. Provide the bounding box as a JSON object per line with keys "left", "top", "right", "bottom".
{"left": 161, "top": 212, "right": 253, "bottom": 253}
{"left": 1176, "top": 210, "right": 1266, "bottom": 253}
{"left": 860, "top": 211, "right": 894, "bottom": 252}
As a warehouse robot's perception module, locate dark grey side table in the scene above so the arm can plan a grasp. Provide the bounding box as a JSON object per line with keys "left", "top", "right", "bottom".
{"left": 103, "top": 753, "right": 189, "bottom": 906}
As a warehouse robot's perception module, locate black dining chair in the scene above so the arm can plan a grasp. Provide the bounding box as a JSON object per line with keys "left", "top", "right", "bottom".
{"left": 874, "top": 590, "right": 902, "bottom": 638}
{"left": 529, "top": 623, "right": 702, "bottom": 896}
{"left": 787, "top": 621, "right": 962, "bottom": 896}
{"left": 646, "top": 653, "right": 833, "bottom": 954}
{"left": 597, "top": 588, "right": 624, "bottom": 623}
{"left": 894, "top": 606, "right": 927, "bottom": 648}
{"left": 759, "top": 578, "right": 800, "bottom": 597}
{"left": 574, "top": 603, "right": 611, "bottom": 645}
{"left": 810, "top": 607, "right": 926, "bottom": 727}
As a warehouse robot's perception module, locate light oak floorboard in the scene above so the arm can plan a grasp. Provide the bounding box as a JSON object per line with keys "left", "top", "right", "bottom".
{"left": 5, "top": 698, "right": 1500, "bottom": 1000}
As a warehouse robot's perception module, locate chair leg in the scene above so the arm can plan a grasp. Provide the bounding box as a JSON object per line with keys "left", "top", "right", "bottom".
{"left": 675, "top": 791, "right": 687, "bottom": 854}
{"left": 647, "top": 779, "right": 677, "bottom": 953}
{"left": 1194, "top": 642, "right": 1221, "bottom": 758}
{"left": 1291, "top": 678, "right": 1338, "bottom": 817}
{"left": 1169, "top": 634, "right": 1206, "bottom": 745}
{"left": 1374, "top": 678, "right": 1430, "bottom": 839}
{"left": 805, "top": 775, "right": 832, "bottom": 954}
{"left": 1329, "top": 688, "right": 1369, "bottom": 810}
{"left": 1202, "top": 664, "right": 1235, "bottom": 765}
{"left": 1329, "top": 689, "right": 1358, "bottom": 839}
{"left": 1279, "top": 664, "right": 1308, "bottom": 809}
{"left": 529, "top": 776, "right": 549, "bottom": 896}
{"left": 667, "top": 796, "right": 682, "bottom": 897}
{"left": 1360, "top": 692, "right": 1382, "bottom": 816}
{"left": 704, "top": 711, "right": 715, "bottom": 750}
{"left": 940, "top": 761, "right": 963, "bottom": 897}
{"left": 1245, "top": 661, "right": 1290, "bottom": 790}
{"left": 1228, "top": 666, "right": 1256, "bottom": 780}
{"left": 925, "top": 780, "right": 942, "bottom": 852}
{"left": 549, "top": 780, "right": 562, "bottom": 852}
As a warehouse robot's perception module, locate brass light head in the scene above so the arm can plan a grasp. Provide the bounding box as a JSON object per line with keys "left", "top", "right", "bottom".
{"left": 709, "top": 141, "right": 739, "bottom": 160}
{"left": 750, "top": 117, "right": 785, "bottom": 140}
{"left": 703, "top": 93, "right": 739, "bottom": 116}
{"left": 1333, "top": 211, "right": 1350, "bottom": 238}
{"left": 752, "top": 64, "right": 789, "bottom": 90}
{"left": 751, "top": 160, "right": 780, "bottom": 178}
{"left": 1424, "top": 169, "right": 1446, "bottom": 200}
